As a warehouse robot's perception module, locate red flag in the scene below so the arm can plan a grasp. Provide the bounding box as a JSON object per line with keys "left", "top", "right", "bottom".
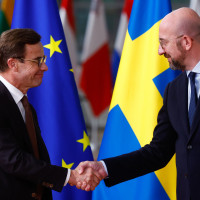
{"left": 80, "top": 0, "right": 112, "bottom": 117}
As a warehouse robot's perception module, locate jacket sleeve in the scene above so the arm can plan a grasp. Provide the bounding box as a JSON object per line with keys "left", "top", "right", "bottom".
{"left": 103, "top": 83, "right": 177, "bottom": 187}
{"left": 0, "top": 101, "right": 68, "bottom": 192}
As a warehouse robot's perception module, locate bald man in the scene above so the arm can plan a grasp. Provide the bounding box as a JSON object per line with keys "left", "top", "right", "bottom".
{"left": 76, "top": 7, "right": 200, "bottom": 200}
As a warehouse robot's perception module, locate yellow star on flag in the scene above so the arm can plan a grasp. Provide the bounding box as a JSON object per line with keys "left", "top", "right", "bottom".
{"left": 62, "top": 159, "right": 74, "bottom": 169}
{"left": 77, "top": 131, "right": 90, "bottom": 152}
{"left": 44, "top": 35, "right": 62, "bottom": 57}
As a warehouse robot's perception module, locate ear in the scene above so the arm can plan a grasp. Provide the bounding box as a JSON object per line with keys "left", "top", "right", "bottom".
{"left": 7, "top": 58, "right": 18, "bottom": 71}
{"left": 182, "top": 35, "right": 193, "bottom": 51}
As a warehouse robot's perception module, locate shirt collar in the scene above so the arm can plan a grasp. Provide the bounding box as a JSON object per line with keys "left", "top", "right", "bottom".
{"left": 186, "top": 61, "right": 200, "bottom": 77}
{"left": 0, "top": 75, "right": 24, "bottom": 104}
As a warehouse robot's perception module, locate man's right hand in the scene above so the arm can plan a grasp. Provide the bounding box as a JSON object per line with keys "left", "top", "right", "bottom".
{"left": 75, "top": 161, "right": 108, "bottom": 191}
{"left": 68, "top": 166, "right": 102, "bottom": 191}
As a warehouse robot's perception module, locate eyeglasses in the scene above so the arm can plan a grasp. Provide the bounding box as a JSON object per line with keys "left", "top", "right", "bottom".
{"left": 16, "top": 55, "right": 47, "bottom": 67}
{"left": 159, "top": 35, "right": 184, "bottom": 49}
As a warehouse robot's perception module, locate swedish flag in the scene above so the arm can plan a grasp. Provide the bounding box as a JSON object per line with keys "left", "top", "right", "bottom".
{"left": 92, "top": 0, "right": 180, "bottom": 199}
{"left": 11, "top": 0, "right": 93, "bottom": 199}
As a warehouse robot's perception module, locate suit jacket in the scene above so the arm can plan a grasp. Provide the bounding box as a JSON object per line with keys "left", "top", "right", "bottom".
{"left": 0, "top": 81, "right": 68, "bottom": 200}
{"left": 103, "top": 71, "right": 200, "bottom": 200}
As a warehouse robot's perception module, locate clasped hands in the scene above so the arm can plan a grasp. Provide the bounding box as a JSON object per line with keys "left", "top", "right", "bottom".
{"left": 68, "top": 161, "right": 108, "bottom": 191}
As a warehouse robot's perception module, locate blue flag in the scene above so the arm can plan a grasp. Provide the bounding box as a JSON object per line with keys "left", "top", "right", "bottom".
{"left": 92, "top": 0, "right": 180, "bottom": 200}
{"left": 12, "top": 0, "right": 93, "bottom": 199}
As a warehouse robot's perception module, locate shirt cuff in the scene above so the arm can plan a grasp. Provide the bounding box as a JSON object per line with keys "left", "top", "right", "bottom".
{"left": 64, "top": 169, "right": 71, "bottom": 186}
{"left": 100, "top": 160, "right": 108, "bottom": 176}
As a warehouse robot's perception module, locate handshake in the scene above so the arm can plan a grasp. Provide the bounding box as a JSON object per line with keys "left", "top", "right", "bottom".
{"left": 68, "top": 161, "right": 108, "bottom": 191}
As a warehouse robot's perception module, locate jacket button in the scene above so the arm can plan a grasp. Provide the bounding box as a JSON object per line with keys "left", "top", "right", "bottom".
{"left": 184, "top": 174, "right": 188, "bottom": 179}
{"left": 32, "top": 193, "right": 37, "bottom": 198}
{"left": 42, "top": 182, "right": 48, "bottom": 187}
{"left": 32, "top": 193, "right": 39, "bottom": 199}
{"left": 187, "top": 145, "right": 192, "bottom": 150}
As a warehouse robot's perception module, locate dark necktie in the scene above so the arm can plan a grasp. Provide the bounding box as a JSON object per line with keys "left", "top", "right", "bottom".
{"left": 188, "top": 72, "right": 198, "bottom": 127}
{"left": 21, "top": 96, "right": 40, "bottom": 159}
{"left": 21, "top": 96, "right": 42, "bottom": 200}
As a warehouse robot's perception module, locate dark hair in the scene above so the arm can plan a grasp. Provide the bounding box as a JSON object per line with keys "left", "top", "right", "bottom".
{"left": 0, "top": 28, "right": 41, "bottom": 72}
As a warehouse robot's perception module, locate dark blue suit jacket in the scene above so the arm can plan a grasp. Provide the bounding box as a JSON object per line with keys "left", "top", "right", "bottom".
{"left": 104, "top": 71, "right": 200, "bottom": 200}
{"left": 0, "top": 81, "right": 68, "bottom": 200}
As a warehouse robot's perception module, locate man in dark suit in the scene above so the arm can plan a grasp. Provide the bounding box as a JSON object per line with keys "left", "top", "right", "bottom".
{"left": 0, "top": 28, "right": 100, "bottom": 200}
{"left": 77, "top": 7, "right": 200, "bottom": 200}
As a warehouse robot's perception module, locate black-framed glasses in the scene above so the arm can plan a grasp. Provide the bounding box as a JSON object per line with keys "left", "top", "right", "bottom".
{"left": 15, "top": 55, "right": 47, "bottom": 67}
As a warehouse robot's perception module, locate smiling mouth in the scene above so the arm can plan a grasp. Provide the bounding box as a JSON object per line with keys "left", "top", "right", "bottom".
{"left": 164, "top": 53, "right": 170, "bottom": 58}
{"left": 35, "top": 73, "right": 43, "bottom": 77}
{"left": 164, "top": 55, "right": 171, "bottom": 63}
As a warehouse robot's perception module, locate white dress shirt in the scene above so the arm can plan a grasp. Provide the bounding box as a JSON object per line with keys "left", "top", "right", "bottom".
{"left": 186, "top": 61, "right": 200, "bottom": 110}
{"left": 0, "top": 75, "right": 25, "bottom": 119}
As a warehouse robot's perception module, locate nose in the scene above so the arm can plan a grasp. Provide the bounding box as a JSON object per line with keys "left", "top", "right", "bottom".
{"left": 158, "top": 44, "right": 165, "bottom": 55}
{"left": 40, "top": 62, "right": 48, "bottom": 71}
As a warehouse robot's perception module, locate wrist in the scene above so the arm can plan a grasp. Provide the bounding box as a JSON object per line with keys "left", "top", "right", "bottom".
{"left": 68, "top": 170, "right": 77, "bottom": 186}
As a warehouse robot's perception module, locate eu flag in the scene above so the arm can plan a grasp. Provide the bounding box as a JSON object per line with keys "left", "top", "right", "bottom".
{"left": 11, "top": 0, "right": 93, "bottom": 199}
{"left": 92, "top": 0, "right": 180, "bottom": 200}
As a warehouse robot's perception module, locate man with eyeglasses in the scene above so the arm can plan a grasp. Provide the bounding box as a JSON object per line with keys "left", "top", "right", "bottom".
{"left": 77, "top": 7, "right": 200, "bottom": 200}
{"left": 0, "top": 28, "right": 100, "bottom": 200}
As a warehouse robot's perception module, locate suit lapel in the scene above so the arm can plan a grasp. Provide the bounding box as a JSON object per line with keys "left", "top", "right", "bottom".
{"left": 177, "top": 72, "right": 190, "bottom": 135}
{"left": 0, "top": 81, "right": 33, "bottom": 150}
{"left": 0, "top": 81, "right": 50, "bottom": 161}
{"left": 189, "top": 95, "right": 200, "bottom": 138}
